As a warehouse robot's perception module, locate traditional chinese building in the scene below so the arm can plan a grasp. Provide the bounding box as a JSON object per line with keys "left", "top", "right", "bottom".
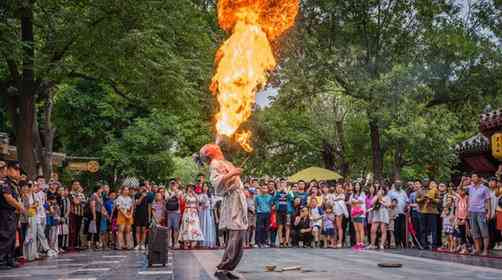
{"left": 456, "top": 107, "right": 502, "bottom": 175}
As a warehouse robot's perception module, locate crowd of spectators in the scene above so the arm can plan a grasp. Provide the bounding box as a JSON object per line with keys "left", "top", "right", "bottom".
{"left": 1, "top": 159, "right": 502, "bottom": 270}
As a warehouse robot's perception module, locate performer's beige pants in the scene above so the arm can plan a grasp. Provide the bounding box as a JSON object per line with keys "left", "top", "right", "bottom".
{"left": 217, "top": 230, "right": 246, "bottom": 271}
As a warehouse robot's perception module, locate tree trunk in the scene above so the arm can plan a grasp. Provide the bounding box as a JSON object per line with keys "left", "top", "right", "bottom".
{"left": 369, "top": 118, "right": 384, "bottom": 183}
{"left": 16, "top": 1, "right": 37, "bottom": 178}
{"left": 335, "top": 120, "right": 350, "bottom": 178}
{"left": 321, "top": 141, "right": 336, "bottom": 171}
{"left": 40, "top": 89, "right": 56, "bottom": 180}
{"left": 16, "top": 94, "right": 37, "bottom": 178}
{"left": 393, "top": 142, "right": 403, "bottom": 181}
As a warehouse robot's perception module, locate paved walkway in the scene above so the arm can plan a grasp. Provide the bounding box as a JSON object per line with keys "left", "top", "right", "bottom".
{"left": 175, "top": 248, "right": 502, "bottom": 280}
{"left": 2, "top": 248, "right": 502, "bottom": 280}
{"left": 0, "top": 250, "right": 173, "bottom": 280}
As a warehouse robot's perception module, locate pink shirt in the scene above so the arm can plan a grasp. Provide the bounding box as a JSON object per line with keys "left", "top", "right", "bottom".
{"left": 456, "top": 196, "right": 468, "bottom": 220}
{"left": 366, "top": 195, "right": 374, "bottom": 210}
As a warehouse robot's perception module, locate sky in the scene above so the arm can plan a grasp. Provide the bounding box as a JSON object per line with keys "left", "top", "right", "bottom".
{"left": 256, "top": 87, "right": 278, "bottom": 108}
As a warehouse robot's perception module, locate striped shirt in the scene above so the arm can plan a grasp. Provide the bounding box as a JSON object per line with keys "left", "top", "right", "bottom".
{"left": 70, "top": 191, "right": 87, "bottom": 216}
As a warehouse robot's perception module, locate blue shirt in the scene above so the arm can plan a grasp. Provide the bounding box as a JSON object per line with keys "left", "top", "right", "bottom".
{"left": 255, "top": 194, "right": 273, "bottom": 214}
{"left": 409, "top": 192, "right": 417, "bottom": 212}
{"left": 104, "top": 199, "right": 114, "bottom": 215}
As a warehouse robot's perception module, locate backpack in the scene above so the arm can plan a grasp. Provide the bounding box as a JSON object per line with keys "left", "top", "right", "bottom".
{"left": 166, "top": 195, "right": 179, "bottom": 211}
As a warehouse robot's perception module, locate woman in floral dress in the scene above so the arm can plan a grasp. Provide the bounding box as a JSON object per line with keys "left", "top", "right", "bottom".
{"left": 179, "top": 185, "right": 204, "bottom": 248}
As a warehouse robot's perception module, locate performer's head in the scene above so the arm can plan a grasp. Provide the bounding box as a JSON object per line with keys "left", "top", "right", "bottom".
{"left": 199, "top": 143, "right": 224, "bottom": 163}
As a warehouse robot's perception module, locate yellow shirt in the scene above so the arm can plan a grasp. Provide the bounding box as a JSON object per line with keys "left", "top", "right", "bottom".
{"left": 417, "top": 187, "right": 439, "bottom": 214}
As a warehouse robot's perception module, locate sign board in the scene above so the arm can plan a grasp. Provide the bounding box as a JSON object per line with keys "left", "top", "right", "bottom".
{"left": 67, "top": 161, "right": 100, "bottom": 172}
{"left": 492, "top": 132, "right": 502, "bottom": 160}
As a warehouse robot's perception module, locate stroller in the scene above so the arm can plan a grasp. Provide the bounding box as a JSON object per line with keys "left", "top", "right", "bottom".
{"left": 147, "top": 224, "right": 169, "bottom": 267}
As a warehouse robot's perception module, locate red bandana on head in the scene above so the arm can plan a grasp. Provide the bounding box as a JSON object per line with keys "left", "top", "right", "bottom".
{"left": 200, "top": 144, "right": 224, "bottom": 161}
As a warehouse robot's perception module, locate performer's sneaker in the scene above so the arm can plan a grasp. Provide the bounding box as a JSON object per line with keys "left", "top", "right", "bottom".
{"left": 214, "top": 271, "right": 229, "bottom": 280}
{"left": 5, "top": 260, "right": 19, "bottom": 269}
{"left": 225, "top": 272, "right": 240, "bottom": 280}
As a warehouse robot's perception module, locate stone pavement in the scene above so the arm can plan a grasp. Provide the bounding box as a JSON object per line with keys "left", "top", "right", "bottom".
{"left": 2, "top": 248, "right": 502, "bottom": 280}
{"left": 0, "top": 250, "right": 173, "bottom": 280}
{"left": 175, "top": 248, "right": 502, "bottom": 280}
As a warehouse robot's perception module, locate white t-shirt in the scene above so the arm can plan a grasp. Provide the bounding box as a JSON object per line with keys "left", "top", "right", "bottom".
{"left": 34, "top": 191, "right": 47, "bottom": 223}
{"left": 350, "top": 193, "right": 367, "bottom": 213}
{"left": 115, "top": 195, "right": 133, "bottom": 212}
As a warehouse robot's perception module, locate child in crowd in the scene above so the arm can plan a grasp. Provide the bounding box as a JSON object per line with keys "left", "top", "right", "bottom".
{"left": 101, "top": 191, "right": 115, "bottom": 249}
{"left": 441, "top": 198, "right": 455, "bottom": 252}
{"left": 47, "top": 195, "right": 61, "bottom": 254}
{"left": 322, "top": 205, "right": 336, "bottom": 248}
{"left": 57, "top": 187, "right": 70, "bottom": 251}
{"left": 453, "top": 186, "right": 469, "bottom": 254}
{"left": 309, "top": 198, "right": 323, "bottom": 248}
{"left": 388, "top": 198, "right": 398, "bottom": 248}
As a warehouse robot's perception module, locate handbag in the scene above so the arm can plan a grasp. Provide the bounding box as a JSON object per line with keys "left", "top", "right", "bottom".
{"left": 89, "top": 220, "right": 97, "bottom": 234}
{"left": 62, "top": 223, "right": 69, "bottom": 235}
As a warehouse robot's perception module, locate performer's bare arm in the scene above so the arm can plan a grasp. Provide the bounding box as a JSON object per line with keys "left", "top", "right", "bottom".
{"left": 221, "top": 167, "right": 241, "bottom": 185}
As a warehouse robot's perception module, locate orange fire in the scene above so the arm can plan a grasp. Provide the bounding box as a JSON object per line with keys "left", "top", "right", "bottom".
{"left": 210, "top": 0, "right": 299, "bottom": 152}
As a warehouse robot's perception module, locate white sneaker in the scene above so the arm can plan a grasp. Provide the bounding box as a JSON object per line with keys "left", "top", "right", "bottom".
{"left": 140, "top": 244, "right": 146, "bottom": 250}
{"left": 134, "top": 245, "right": 141, "bottom": 251}
{"left": 47, "top": 249, "right": 58, "bottom": 257}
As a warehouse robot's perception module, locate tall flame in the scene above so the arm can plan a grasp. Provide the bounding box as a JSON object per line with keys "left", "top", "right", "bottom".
{"left": 210, "top": 0, "right": 299, "bottom": 152}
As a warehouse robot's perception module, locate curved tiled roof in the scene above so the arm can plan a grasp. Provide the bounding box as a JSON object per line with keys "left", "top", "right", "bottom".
{"left": 455, "top": 133, "right": 489, "bottom": 154}
{"left": 480, "top": 108, "right": 502, "bottom": 135}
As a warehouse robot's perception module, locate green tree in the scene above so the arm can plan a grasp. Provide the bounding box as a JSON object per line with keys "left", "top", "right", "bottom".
{"left": 1, "top": 0, "right": 217, "bottom": 179}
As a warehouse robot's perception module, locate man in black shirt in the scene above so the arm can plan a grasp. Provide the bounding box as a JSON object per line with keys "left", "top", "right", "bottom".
{"left": 0, "top": 161, "right": 26, "bottom": 269}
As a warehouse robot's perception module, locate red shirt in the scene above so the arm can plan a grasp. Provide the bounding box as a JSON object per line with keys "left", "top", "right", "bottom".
{"left": 194, "top": 184, "right": 203, "bottom": 194}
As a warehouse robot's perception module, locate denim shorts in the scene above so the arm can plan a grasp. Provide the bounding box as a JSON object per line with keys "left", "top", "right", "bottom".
{"left": 469, "top": 212, "right": 489, "bottom": 239}
{"left": 276, "top": 212, "right": 291, "bottom": 226}
{"left": 352, "top": 216, "right": 365, "bottom": 224}
{"left": 322, "top": 228, "right": 335, "bottom": 237}
{"left": 166, "top": 211, "right": 180, "bottom": 230}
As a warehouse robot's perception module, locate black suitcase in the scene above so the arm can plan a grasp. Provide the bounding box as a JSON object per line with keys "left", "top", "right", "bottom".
{"left": 147, "top": 225, "right": 169, "bottom": 267}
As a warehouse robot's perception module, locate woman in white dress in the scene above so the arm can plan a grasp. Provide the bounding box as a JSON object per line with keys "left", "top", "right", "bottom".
{"left": 369, "top": 187, "right": 391, "bottom": 249}
{"left": 179, "top": 185, "right": 204, "bottom": 248}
